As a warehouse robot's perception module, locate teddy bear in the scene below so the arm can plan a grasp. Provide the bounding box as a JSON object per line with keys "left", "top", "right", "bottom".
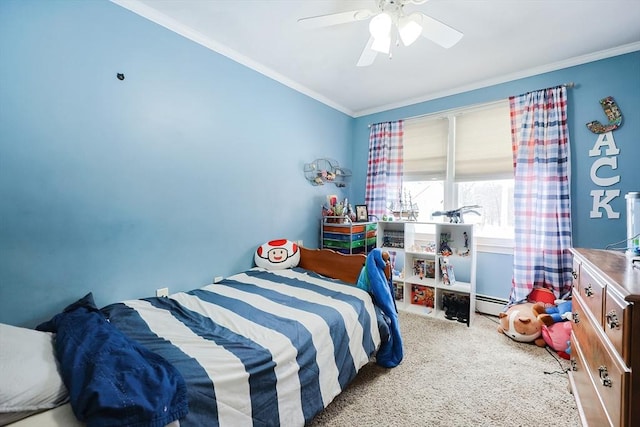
{"left": 497, "top": 302, "right": 552, "bottom": 343}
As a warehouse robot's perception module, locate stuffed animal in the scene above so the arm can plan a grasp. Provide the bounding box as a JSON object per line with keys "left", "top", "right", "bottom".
{"left": 531, "top": 299, "right": 573, "bottom": 358}
{"left": 538, "top": 321, "right": 572, "bottom": 359}
{"left": 497, "top": 302, "right": 551, "bottom": 343}
{"left": 543, "top": 300, "right": 572, "bottom": 323}
{"left": 254, "top": 239, "right": 300, "bottom": 270}
{"left": 527, "top": 287, "right": 557, "bottom": 308}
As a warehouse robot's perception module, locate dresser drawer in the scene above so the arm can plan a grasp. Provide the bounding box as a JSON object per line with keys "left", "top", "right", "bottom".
{"left": 604, "top": 289, "right": 631, "bottom": 365}
{"left": 572, "top": 298, "right": 629, "bottom": 426}
{"left": 578, "top": 264, "right": 605, "bottom": 326}
{"left": 572, "top": 258, "right": 580, "bottom": 285}
{"left": 569, "top": 247, "right": 640, "bottom": 427}
{"left": 570, "top": 332, "right": 610, "bottom": 426}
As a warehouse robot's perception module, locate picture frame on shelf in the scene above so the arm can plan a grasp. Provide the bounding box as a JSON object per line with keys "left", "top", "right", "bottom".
{"left": 440, "top": 258, "right": 456, "bottom": 286}
{"left": 425, "top": 259, "right": 436, "bottom": 279}
{"left": 413, "top": 259, "right": 426, "bottom": 279}
{"left": 355, "top": 204, "right": 368, "bottom": 222}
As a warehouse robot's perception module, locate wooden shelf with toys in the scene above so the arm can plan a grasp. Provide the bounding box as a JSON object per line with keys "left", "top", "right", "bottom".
{"left": 377, "top": 221, "right": 476, "bottom": 326}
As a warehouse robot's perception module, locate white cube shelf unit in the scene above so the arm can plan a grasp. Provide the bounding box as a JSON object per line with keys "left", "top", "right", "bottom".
{"left": 377, "top": 221, "right": 476, "bottom": 326}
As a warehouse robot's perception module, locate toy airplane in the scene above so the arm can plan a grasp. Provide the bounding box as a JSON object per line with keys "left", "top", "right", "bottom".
{"left": 432, "top": 205, "right": 481, "bottom": 223}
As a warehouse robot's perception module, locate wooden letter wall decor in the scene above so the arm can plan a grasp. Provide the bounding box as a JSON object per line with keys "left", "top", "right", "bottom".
{"left": 586, "top": 96, "right": 625, "bottom": 219}
{"left": 586, "top": 96, "right": 623, "bottom": 134}
{"left": 589, "top": 131, "right": 621, "bottom": 219}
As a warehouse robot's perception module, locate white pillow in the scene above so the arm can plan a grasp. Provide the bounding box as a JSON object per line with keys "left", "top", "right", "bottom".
{"left": 0, "top": 323, "right": 69, "bottom": 425}
{"left": 255, "top": 239, "right": 300, "bottom": 270}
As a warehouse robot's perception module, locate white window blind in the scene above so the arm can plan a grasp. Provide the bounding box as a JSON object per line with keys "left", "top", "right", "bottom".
{"left": 403, "top": 116, "right": 448, "bottom": 181}
{"left": 454, "top": 100, "right": 513, "bottom": 181}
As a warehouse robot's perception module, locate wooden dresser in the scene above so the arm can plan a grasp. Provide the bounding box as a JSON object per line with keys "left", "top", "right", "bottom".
{"left": 569, "top": 248, "right": 640, "bottom": 427}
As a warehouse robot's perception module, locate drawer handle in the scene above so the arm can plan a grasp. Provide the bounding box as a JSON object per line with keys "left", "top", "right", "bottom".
{"left": 584, "top": 284, "right": 594, "bottom": 297}
{"left": 606, "top": 310, "right": 620, "bottom": 329}
{"left": 572, "top": 312, "right": 580, "bottom": 324}
{"left": 572, "top": 271, "right": 577, "bottom": 279}
{"left": 598, "top": 366, "right": 612, "bottom": 387}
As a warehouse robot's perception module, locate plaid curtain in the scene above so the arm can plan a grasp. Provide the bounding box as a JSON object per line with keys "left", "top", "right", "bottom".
{"left": 509, "top": 86, "right": 573, "bottom": 305}
{"left": 365, "top": 121, "right": 404, "bottom": 220}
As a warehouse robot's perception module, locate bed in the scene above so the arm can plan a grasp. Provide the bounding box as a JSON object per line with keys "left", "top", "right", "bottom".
{"left": 1, "top": 246, "right": 395, "bottom": 427}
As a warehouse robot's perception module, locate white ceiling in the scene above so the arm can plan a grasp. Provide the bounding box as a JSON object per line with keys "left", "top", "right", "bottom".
{"left": 113, "top": 0, "right": 640, "bottom": 117}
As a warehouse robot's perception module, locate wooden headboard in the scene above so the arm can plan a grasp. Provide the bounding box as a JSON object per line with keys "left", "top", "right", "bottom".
{"left": 298, "top": 247, "right": 366, "bottom": 285}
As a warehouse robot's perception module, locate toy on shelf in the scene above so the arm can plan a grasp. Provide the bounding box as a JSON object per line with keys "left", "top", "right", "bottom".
{"left": 432, "top": 205, "right": 481, "bottom": 223}
{"left": 440, "top": 258, "right": 455, "bottom": 286}
{"left": 387, "top": 189, "right": 419, "bottom": 221}
{"left": 460, "top": 231, "right": 470, "bottom": 256}
{"left": 322, "top": 196, "right": 356, "bottom": 223}
{"left": 439, "top": 232, "right": 452, "bottom": 256}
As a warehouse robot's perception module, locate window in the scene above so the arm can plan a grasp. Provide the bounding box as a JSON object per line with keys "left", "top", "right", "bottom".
{"left": 399, "top": 100, "right": 514, "bottom": 246}
{"left": 457, "top": 179, "right": 514, "bottom": 240}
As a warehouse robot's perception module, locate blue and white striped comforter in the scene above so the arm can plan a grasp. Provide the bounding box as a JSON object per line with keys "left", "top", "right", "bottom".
{"left": 101, "top": 267, "right": 381, "bottom": 427}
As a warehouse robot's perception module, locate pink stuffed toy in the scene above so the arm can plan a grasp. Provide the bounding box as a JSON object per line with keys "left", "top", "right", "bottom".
{"left": 538, "top": 321, "right": 572, "bottom": 359}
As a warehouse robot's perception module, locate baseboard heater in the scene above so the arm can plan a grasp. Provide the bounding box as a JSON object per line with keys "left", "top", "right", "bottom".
{"left": 475, "top": 294, "right": 508, "bottom": 316}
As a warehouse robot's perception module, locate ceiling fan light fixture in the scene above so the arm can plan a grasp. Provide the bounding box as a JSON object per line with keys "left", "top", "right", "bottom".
{"left": 398, "top": 13, "right": 423, "bottom": 46}
{"left": 297, "top": 1, "right": 463, "bottom": 67}
{"left": 369, "top": 12, "right": 392, "bottom": 39}
{"left": 371, "top": 35, "right": 391, "bottom": 54}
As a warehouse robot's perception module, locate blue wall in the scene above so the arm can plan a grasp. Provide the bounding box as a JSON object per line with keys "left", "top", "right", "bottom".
{"left": 350, "top": 52, "right": 640, "bottom": 299}
{"left": 1, "top": 1, "right": 638, "bottom": 326}
{"left": 0, "top": 0, "right": 352, "bottom": 326}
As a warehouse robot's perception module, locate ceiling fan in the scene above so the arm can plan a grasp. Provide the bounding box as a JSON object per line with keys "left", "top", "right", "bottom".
{"left": 298, "top": 0, "right": 463, "bottom": 67}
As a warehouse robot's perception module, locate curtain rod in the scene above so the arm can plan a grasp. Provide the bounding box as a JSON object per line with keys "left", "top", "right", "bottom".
{"left": 367, "top": 82, "right": 577, "bottom": 128}
{"left": 524, "top": 81, "right": 576, "bottom": 95}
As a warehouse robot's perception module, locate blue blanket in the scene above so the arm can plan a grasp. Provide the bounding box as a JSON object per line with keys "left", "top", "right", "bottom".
{"left": 37, "top": 293, "right": 188, "bottom": 427}
{"left": 357, "top": 248, "right": 404, "bottom": 367}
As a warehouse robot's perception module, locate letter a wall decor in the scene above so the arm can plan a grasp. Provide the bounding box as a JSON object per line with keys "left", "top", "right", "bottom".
{"left": 586, "top": 96, "right": 623, "bottom": 134}
{"left": 587, "top": 94, "right": 626, "bottom": 219}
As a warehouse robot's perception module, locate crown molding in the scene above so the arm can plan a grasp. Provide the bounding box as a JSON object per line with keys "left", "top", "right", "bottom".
{"left": 110, "top": 0, "right": 355, "bottom": 116}
{"left": 111, "top": 1, "right": 638, "bottom": 119}
{"left": 353, "top": 42, "right": 640, "bottom": 117}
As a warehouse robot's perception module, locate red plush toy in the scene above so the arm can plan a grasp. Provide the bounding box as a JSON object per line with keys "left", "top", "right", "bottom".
{"left": 527, "top": 288, "right": 557, "bottom": 308}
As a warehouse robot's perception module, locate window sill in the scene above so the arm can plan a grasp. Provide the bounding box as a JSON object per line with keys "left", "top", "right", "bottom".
{"left": 476, "top": 237, "right": 514, "bottom": 255}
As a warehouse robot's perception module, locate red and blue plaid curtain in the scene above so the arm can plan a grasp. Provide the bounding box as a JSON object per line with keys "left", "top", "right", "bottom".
{"left": 365, "top": 121, "right": 404, "bottom": 220}
{"left": 509, "top": 86, "right": 573, "bottom": 305}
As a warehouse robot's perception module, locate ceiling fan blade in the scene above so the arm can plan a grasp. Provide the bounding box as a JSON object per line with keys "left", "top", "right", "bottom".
{"left": 298, "top": 9, "right": 374, "bottom": 29}
{"left": 418, "top": 13, "right": 463, "bottom": 48}
{"left": 356, "top": 37, "right": 378, "bottom": 67}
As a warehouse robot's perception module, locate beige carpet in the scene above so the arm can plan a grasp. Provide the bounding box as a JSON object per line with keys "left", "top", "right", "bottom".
{"left": 310, "top": 311, "right": 581, "bottom": 426}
